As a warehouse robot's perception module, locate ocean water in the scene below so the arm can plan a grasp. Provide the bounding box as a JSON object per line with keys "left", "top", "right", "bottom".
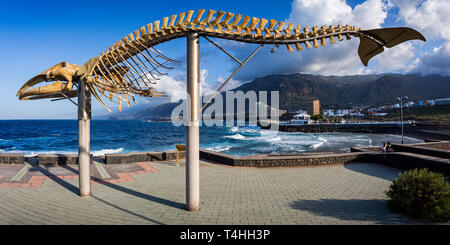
{"left": 0, "top": 120, "right": 423, "bottom": 156}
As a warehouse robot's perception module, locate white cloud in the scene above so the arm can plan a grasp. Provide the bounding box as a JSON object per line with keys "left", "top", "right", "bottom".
{"left": 392, "top": 0, "right": 450, "bottom": 41}
{"left": 410, "top": 42, "right": 450, "bottom": 75}
{"left": 151, "top": 69, "right": 241, "bottom": 102}
{"left": 152, "top": 0, "right": 449, "bottom": 98}
{"left": 150, "top": 0, "right": 448, "bottom": 97}
{"left": 215, "top": 76, "right": 242, "bottom": 91}
{"left": 199, "top": 69, "right": 215, "bottom": 96}
{"left": 289, "top": 0, "right": 353, "bottom": 27}
{"left": 391, "top": 0, "right": 450, "bottom": 75}
{"left": 376, "top": 42, "right": 416, "bottom": 70}
{"left": 227, "top": 0, "right": 394, "bottom": 80}
{"left": 351, "top": 0, "right": 389, "bottom": 28}
{"left": 289, "top": 0, "right": 388, "bottom": 29}
{"left": 152, "top": 75, "right": 186, "bottom": 102}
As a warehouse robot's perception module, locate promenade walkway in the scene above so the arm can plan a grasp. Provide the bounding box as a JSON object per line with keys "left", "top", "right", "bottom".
{"left": 0, "top": 160, "right": 423, "bottom": 225}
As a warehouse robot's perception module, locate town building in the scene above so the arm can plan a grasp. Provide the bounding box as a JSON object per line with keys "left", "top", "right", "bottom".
{"left": 291, "top": 110, "right": 311, "bottom": 125}
{"left": 312, "top": 100, "right": 320, "bottom": 115}
{"left": 434, "top": 98, "right": 450, "bottom": 105}
{"left": 324, "top": 109, "right": 334, "bottom": 117}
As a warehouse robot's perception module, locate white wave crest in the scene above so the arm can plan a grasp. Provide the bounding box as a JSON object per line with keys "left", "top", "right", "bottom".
{"left": 205, "top": 145, "right": 231, "bottom": 152}
{"left": 91, "top": 148, "right": 124, "bottom": 156}
{"left": 318, "top": 137, "right": 328, "bottom": 142}
{"left": 2, "top": 148, "right": 123, "bottom": 157}
{"left": 224, "top": 134, "right": 247, "bottom": 140}
{"left": 25, "top": 150, "right": 77, "bottom": 157}
{"left": 266, "top": 136, "right": 281, "bottom": 142}
{"left": 312, "top": 142, "right": 324, "bottom": 149}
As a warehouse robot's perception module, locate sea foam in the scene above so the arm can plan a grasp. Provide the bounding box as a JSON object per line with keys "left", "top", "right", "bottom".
{"left": 224, "top": 134, "right": 247, "bottom": 140}
{"left": 91, "top": 148, "right": 124, "bottom": 156}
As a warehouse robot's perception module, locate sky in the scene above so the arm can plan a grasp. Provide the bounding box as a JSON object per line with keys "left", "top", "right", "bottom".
{"left": 0, "top": 0, "right": 448, "bottom": 119}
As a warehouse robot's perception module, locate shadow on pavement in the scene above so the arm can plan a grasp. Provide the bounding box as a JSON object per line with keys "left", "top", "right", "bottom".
{"left": 34, "top": 165, "right": 80, "bottom": 195}
{"left": 289, "top": 199, "right": 418, "bottom": 224}
{"left": 344, "top": 162, "right": 401, "bottom": 181}
{"left": 92, "top": 196, "right": 166, "bottom": 225}
{"left": 35, "top": 165, "right": 185, "bottom": 210}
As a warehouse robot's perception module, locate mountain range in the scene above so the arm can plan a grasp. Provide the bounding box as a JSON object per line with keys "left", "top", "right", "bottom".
{"left": 105, "top": 73, "right": 450, "bottom": 120}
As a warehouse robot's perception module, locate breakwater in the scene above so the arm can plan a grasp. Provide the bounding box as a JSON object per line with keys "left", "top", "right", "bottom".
{"left": 261, "top": 123, "right": 408, "bottom": 133}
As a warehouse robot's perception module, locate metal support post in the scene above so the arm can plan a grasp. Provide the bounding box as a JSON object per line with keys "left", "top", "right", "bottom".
{"left": 201, "top": 40, "right": 264, "bottom": 111}
{"left": 397, "top": 96, "right": 407, "bottom": 144}
{"left": 400, "top": 99, "right": 404, "bottom": 144}
{"left": 186, "top": 32, "right": 200, "bottom": 211}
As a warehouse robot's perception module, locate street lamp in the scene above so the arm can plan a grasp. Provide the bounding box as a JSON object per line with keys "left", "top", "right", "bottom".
{"left": 396, "top": 96, "right": 408, "bottom": 144}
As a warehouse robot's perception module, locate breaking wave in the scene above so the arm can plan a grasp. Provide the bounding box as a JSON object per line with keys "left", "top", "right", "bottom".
{"left": 0, "top": 120, "right": 424, "bottom": 157}
{"left": 205, "top": 145, "right": 231, "bottom": 152}
{"left": 230, "top": 127, "right": 239, "bottom": 132}
{"left": 224, "top": 134, "right": 247, "bottom": 140}
{"left": 91, "top": 148, "right": 124, "bottom": 156}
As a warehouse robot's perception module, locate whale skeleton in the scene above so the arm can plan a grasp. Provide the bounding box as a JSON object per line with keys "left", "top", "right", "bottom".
{"left": 17, "top": 9, "right": 425, "bottom": 112}
{"left": 16, "top": 9, "right": 426, "bottom": 205}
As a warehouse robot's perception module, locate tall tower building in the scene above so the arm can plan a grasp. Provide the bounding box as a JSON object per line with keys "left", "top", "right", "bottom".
{"left": 312, "top": 100, "right": 320, "bottom": 115}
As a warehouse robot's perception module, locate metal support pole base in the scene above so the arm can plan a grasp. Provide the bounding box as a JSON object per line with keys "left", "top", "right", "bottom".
{"left": 186, "top": 125, "right": 200, "bottom": 211}
{"left": 78, "top": 79, "right": 91, "bottom": 197}
{"left": 79, "top": 118, "right": 91, "bottom": 197}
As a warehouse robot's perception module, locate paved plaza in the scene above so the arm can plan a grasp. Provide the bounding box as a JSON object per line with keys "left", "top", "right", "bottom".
{"left": 0, "top": 160, "right": 426, "bottom": 225}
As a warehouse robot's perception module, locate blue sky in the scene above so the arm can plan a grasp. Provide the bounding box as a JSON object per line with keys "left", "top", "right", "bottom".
{"left": 0, "top": 0, "right": 448, "bottom": 118}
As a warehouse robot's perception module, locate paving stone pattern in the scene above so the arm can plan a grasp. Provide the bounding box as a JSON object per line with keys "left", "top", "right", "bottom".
{"left": 0, "top": 161, "right": 426, "bottom": 225}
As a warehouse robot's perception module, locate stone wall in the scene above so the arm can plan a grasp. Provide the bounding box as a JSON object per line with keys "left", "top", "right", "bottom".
{"left": 350, "top": 146, "right": 381, "bottom": 152}
{"left": 349, "top": 141, "right": 450, "bottom": 176}
{"left": 274, "top": 124, "right": 406, "bottom": 133}
{"left": 405, "top": 130, "right": 450, "bottom": 141}
{"left": 352, "top": 141, "right": 450, "bottom": 153}
{"left": 365, "top": 152, "right": 450, "bottom": 176}
{"left": 236, "top": 153, "right": 364, "bottom": 167}
{"left": 200, "top": 150, "right": 235, "bottom": 165}
{"left": 0, "top": 154, "right": 25, "bottom": 164}
{"left": 200, "top": 149, "right": 364, "bottom": 167}
{"left": 408, "top": 141, "right": 450, "bottom": 149}
{"left": 2, "top": 141, "right": 448, "bottom": 176}
{"left": 201, "top": 147, "right": 449, "bottom": 176}
{"left": 105, "top": 150, "right": 185, "bottom": 164}
{"left": 38, "top": 154, "right": 90, "bottom": 165}
{"left": 391, "top": 143, "right": 450, "bottom": 159}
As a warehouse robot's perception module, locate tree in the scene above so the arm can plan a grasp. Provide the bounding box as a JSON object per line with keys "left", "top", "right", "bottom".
{"left": 311, "top": 114, "right": 324, "bottom": 121}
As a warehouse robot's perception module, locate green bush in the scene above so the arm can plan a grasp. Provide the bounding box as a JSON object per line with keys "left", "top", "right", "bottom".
{"left": 386, "top": 168, "right": 450, "bottom": 222}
